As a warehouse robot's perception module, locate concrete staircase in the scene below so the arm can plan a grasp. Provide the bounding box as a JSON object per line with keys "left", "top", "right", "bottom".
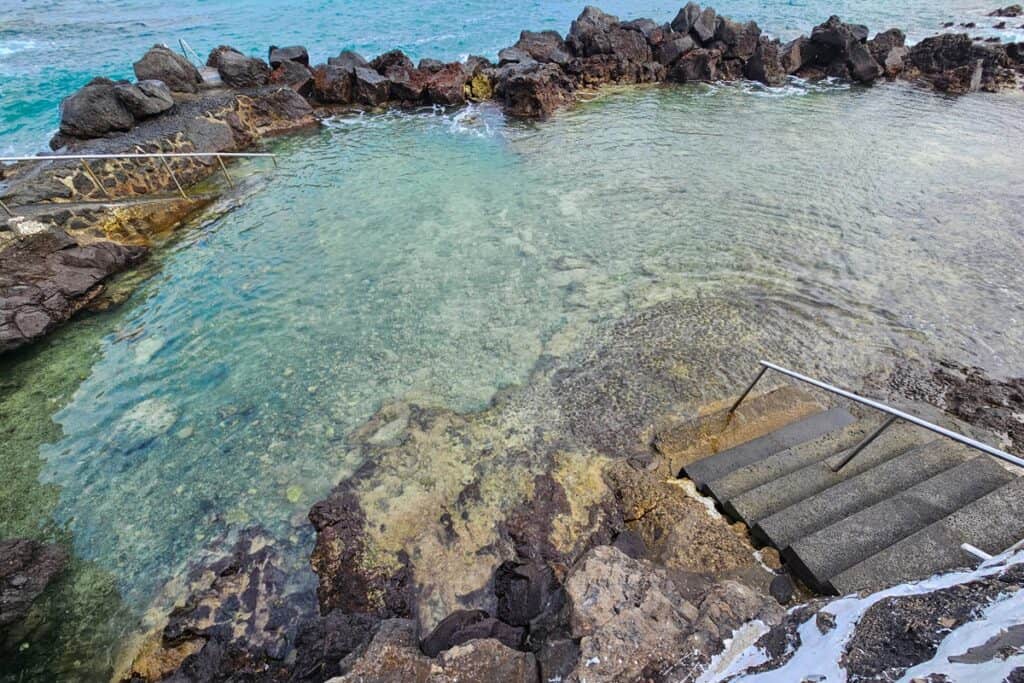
{"left": 663, "top": 387, "right": 1024, "bottom": 595}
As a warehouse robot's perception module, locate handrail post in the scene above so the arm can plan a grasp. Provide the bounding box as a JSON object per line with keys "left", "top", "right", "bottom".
{"left": 160, "top": 156, "right": 189, "bottom": 200}
{"left": 216, "top": 154, "right": 234, "bottom": 188}
{"left": 830, "top": 414, "right": 898, "bottom": 472}
{"left": 80, "top": 159, "right": 112, "bottom": 199}
{"left": 729, "top": 365, "right": 769, "bottom": 415}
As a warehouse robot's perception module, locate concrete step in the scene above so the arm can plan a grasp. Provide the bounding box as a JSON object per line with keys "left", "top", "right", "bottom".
{"left": 683, "top": 407, "right": 855, "bottom": 492}
{"left": 705, "top": 419, "right": 881, "bottom": 505}
{"left": 830, "top": 474, "right": 1024, "bottom": 595}
{"left": 724, "top": 422, "right": 923, "bottom": 525}
{"left": 783, "top": 456, "right": 1016, "bottom": 593}
{"left": 655, "top": 385, "right": 824, "bottom": 479}
{"left": 752, "top": 440, "right": 969, "bottom": 549}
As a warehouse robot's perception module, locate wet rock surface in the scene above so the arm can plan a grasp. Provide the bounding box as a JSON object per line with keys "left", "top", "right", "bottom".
{"left": 886, "top": 359, "right": 1024, "bottom": 451}
{"left": 0, "top": 230, "right": 147, "bottom": 353}
{"left": 0, "top": 538, "right": 68, "bottom": 628}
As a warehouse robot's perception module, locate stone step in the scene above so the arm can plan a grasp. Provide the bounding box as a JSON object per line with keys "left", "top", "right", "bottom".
{"left": 752, "top": 440, "right": 969, "bottom": 549}
{"left": 782, "top": 456, "right": 1016, "bottom": 593}
{"left": 682, "top": 407, "right": 855, "bottom": 491}
{"left": 829, "top": 474, "right": 1024, "bottom": 595}
{"left": 705, "top": 419, "right": 881, "bottom": 505}
{"left": 724, "top": 421, "right": 924, "bottom": 525}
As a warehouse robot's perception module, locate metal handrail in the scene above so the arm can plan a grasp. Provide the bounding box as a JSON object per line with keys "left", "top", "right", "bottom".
{"left": 730, "top": 360, "right": 1024, "bottom": 471}
{"left": 0, "top": 152, "right": 277, "bottom": 208}
{"left": 0, "top": 153, "right": 276, "bottom": 161}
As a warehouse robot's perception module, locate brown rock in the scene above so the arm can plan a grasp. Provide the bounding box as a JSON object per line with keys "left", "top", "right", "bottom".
{"left": 669, "top": 48, "right": 721, "bottom": 82}
{"left": 424, "top": 63, "right": 468, "bottom": 106}
{"left": 312, "top": 64, "right": 354, "bottom": 104}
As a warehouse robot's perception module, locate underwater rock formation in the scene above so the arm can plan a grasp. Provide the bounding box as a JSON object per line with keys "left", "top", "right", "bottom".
{"left": 0, "top": 538, "right": 67, "bottom": 629}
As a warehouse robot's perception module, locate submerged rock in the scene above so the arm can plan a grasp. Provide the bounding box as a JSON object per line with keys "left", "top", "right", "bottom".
{"left": 0, "top": 538, "right": 68, "bottom": 628}
{"left": 133, "top": 45, "right": 203, "bottom": 94}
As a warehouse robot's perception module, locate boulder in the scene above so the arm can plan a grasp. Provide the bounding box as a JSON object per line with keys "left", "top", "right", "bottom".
{"left": 268, "top": 45, "right": 309, "bottom": 68}
{"left": 435, "top": 639, "right": 537, "bottom": 683}
{"left": 113, "top": 79, "right": 174, "bottom": 118}
{"left": 904, "top": 33, "right": 1011, "bottom": 92}
{"left": 328, "top": 50, "right": 370, "bottom": 70}
{"left": 566, "top": 5, "right": 620, "bottom": 56}
{"left": 671, "top": 2, "right": 701, "bottom": 34}
{"left": 745, "top": 37, "right": 787, "bottom": 85}
{"left": 352, "top": 66, "right": 390, "bottom": 105}
{"left": 133, "top": 45, "right": 203, "bottom": 93}
{"left": 494, "top": 61, "right": 574, "bottom": 117}
{"left": 494, "top": 561, "right": 558, "bottom": 627}
{"left": 58, "top": 78, "right": 135, "bottom": 138}
{"left": 563, "top": 545, "right": 781, "bottom": 682}
{"left": 655, "top": 33, "right": 697, "bottom": 65}
{"left": 334, "top": 619, "right": 432, "bottom": 682}
{"left": 269, "top": 60, "right": 314, "bottom": 96}
{"left": 692, "top": 7, "right": 718, "bottom": 43}
{"left": 312, "top": 64, "right": 354, "bottom": 103}
{"left": 621, "top": 18, "right": 660, "bottom": 38}
{"left": 209, "top": 47, "right": 271, "bottom": 88}
{"left": 424, "top": 63, "right": 468, "bottom": 106}
{"left": 989, "top": 4, "right": 1023, "bottom": 16}
{"left": 780, "top": 35, "right": 816, "bottom": 74}
{"left": 386, "top": 67, "right": 428, "bottom": 102}
{"left": 848, "top": 40, "right": 883, "bottom": 82}
{"left": 868, "top": 28, "right": 907, "bottom": 62}
{"left": 418, "top": 57, "right": 445, "bottom": 72}
{"left": 497, "top": 46, "right": 536, "bottom": 65}
{"left": 291, "top": 609, "right": 380, "bottom": 680}
{"left": 419, "top": 609, "right": 524, "bottom": 657}
{"left": 715, "top": 17, "right": 761, "bottom": 60}
{"left": 371, "top": 49, "right": 415, "bottom": 74}
{"left": 811, "top": 15, "right": 869, "bottom": 53}
{"left": 514, "top": 30, "right": 571, "bottom": 66}
{"left": 0, "top": 538, "right": 68, "bottom": 627}
{"left": 669, "top": 47, "right": 721, "bottom": 82}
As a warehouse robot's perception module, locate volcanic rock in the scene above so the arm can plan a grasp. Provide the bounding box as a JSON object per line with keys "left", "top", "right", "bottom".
{"left": 268, "top": 45, "right": 309, "bottom": 68}
{"left": 58, "top": 78, "right": 135, "bottom": 138}
{"left": 113, "top": 80, "right": 174, "bottom": 119}
{"left": 133, "top": 45, "right": 202, "bottom": 93}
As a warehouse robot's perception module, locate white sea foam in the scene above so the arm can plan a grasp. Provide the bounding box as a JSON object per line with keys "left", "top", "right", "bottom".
{"left": 0, "top": 39, "right": 39, "bottom": 58}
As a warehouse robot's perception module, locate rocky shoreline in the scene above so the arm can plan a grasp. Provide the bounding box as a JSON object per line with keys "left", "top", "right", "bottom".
{"left": 3, "top": 3, "right": 1024, "bottom": 354}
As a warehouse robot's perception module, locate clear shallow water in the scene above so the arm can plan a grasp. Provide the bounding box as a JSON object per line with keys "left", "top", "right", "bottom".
{"left": 2, "top": 0, "right": 1023, "bottom": 153}
{"left": 1, "top": 1, "right": 1024, "bottom": 681}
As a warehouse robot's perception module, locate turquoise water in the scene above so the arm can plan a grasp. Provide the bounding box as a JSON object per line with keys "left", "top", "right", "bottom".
{"left": 2, "top": 1, "right": 1024, "bottom": 681}
{"left": 2, "top": 0, "right": 1022, "bottom": 154}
